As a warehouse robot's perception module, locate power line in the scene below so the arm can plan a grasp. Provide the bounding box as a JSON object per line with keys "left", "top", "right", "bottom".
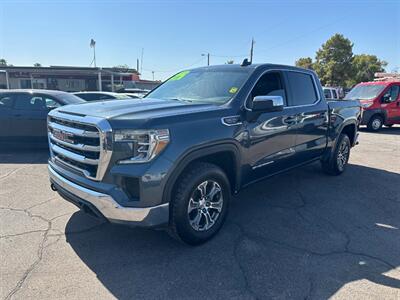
{"left": 142, "top": 57, "right": 205, "bottom": 73}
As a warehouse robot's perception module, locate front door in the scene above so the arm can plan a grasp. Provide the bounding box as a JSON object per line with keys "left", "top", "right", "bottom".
{"left": 382, "top": 84, "right": 400, "bottom": 124}
{"left": 11, "top": 93, "right": 53, "bottom": 143}
{"left": 245, "top": 71, "right": 298, "bottom": 183}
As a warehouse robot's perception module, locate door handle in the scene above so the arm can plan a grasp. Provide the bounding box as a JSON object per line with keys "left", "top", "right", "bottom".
{"left": 283, "top": 116, "right": 297, "bottom": 125}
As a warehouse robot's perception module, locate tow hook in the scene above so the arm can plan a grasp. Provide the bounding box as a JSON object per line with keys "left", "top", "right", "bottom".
{"left": 50, "top": 183, "right": 57, "bottom": 191}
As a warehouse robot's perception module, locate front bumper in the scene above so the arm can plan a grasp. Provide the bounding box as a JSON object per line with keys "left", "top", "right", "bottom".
{"left": 48, "top": 165, "right": 169, "bottom": 227}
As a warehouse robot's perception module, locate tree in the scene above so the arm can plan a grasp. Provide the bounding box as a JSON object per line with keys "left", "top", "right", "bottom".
{"left": 295, "top": 57, "right": 313, "bottom": 70}
{"left": 347, "top": 54, "right": 387, "bottom": 87}
{"left": 0, "top": 58, "right": 7, "bottom": 66}
{"left": 313, "top": 34, "right": 354, "bottom": 87}
{"left": 226, "top": 60, "right": 234, "bottom": 64}
{"left": 34, "top": 63, "right": 42, "bottom": 67}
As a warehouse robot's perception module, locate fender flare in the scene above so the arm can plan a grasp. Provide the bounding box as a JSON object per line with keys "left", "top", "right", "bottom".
{"left": 162, "top": 141, "right": 242, "bottom": 204}
{"left": 323, "top": 119, "right": 357, "bottom": 163}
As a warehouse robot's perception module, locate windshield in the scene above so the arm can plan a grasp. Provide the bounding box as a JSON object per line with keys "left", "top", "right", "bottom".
{"left": 345, "top": 84, "right": 385, "bottom": 100}
{"left": 57, "top": 93, "right": 86, "bottom": 104}
{"left": 146, "top": 69, "right": 251, "bottom": 104}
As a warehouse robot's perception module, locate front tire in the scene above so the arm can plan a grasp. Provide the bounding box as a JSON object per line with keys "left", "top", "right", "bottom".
{"left": 367, "top": 115, "right": 383, "bottom": 131}
{"left": 169, "top": 162, "right": 230, "bottom": 245}
{"left": 322, "top": 133, "right": 351, "bottom": 176}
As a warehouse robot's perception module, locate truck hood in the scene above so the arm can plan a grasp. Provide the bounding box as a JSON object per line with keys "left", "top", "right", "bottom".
{"left": 58, "top": 98, "right": 223, "bottom": 120}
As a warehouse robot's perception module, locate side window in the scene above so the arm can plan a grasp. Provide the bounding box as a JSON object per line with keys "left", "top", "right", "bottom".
{"left": 286, "top": 72, "right": 318, "bottom": 106}
{"left": 44, "top": 97, "right": 61, "bottom": 109}
{"left": 332, "top": 89, "right": 338, "bottom": 99}
{"left": 14, "top": 94, "right": 47, "bottom": 111}
{"left": 324, "top": 89, "right": 332, "bottom": 99}
{"left": 250, "top": 72, "right": 286, "bottom": 106}
{"left": 0, "top": 94, "right": 15, "bottom": 108}
{"left": 385, "top": 85, "right": 400, "bottom": 102}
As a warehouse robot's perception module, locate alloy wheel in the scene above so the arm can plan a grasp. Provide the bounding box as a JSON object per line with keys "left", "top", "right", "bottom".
{"left": 187, "top": 180, "right": 223, "bottom": 231}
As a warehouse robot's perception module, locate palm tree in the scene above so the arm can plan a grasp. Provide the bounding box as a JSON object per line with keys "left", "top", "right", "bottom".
{"left": 0, "top": 58, "right": 7, "bottom": 66}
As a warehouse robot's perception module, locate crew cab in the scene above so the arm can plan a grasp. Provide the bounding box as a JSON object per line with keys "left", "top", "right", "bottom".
{"left": 47, "top": 63, "right": 361, "bottom": 245}
{"left": 345, "top": 80, "right": 400, "bottom": 131}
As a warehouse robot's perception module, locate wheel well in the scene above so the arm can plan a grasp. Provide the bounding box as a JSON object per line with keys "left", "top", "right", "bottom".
{"left": 369, "top": 113, "right": 385, "bottom": 123}
{"left": 172, "top": 151, "right": 238, "bottom": 197}
{"left": 341, "top": 124, "right": 356, "bottom": 145}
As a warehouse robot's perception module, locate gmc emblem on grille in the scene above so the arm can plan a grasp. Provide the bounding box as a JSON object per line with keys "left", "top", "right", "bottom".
{"left": 53, "top": 129, "right": 74, "bottom": 144}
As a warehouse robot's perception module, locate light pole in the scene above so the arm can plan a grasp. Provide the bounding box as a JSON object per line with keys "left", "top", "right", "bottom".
{"left": 90, "top": 39, "right": 96, "bottom": 67}
{"left": 201, "top": 53, "right": 210, "bottom": 66}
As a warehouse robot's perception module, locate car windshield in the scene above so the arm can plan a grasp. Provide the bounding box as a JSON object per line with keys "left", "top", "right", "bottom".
{"left": 146, "top": 68, "right": 251, "bottom": 104}
{"left": 57, "top": 93, "right": 86, "bottom": 104}
{"left": 344, "top": 84, "right": 386, "bottom": 100}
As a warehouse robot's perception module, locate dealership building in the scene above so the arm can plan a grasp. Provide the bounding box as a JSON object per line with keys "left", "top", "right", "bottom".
{"left": 0, "top": 65, "right": 160, "bottom": 92}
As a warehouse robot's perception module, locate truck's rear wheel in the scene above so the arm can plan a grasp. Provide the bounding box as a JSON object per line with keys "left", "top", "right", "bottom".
{"left": 367, "top": 115, "right": 383, "bottom": 131}
{"left": 169, "top": 162, "right": 230, "bottom": 245}
{"left": 321, "top": 133, "right": 351, "bottom": 176}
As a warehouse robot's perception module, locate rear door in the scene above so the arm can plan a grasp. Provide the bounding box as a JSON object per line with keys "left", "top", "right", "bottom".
{"left": 285, "top": 71, "right": 329, "bottom": 161}
{"left": 245, "top": 71, "right": 298, "bottom": 183}
{"left": 0, "top": 93, "right": 15, "bottom": 142}
{"left": 382, "top": 84, "right": 400, "bottom": 123}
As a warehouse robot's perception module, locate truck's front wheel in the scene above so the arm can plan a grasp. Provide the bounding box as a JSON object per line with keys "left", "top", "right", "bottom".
{"left": 169, "top": 162, "right": 230, "bottom": 245}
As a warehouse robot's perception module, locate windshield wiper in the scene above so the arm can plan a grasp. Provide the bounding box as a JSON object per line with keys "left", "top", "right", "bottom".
{"left": 166, "top": 98, "right": 194, "bottom": 103}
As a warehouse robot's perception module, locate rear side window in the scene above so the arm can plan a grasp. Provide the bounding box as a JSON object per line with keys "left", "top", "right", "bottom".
{"left": 286, "top": 72, "right": 318, "bottom": 106}
{"left": 0, "top": 94, "right": 15, "bottom": 108}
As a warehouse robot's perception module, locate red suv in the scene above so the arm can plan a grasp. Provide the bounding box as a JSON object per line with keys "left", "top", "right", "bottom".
{"left": 345, "top": 81, "right": 400, "bottom": 131}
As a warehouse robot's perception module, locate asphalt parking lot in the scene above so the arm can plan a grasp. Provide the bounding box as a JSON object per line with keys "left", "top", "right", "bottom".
{"left": 1, "top": 127, "right": 399, "bottom": 300}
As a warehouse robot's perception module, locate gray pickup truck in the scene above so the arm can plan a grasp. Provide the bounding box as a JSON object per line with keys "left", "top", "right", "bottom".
{"left": 48, "top": 63, "right": 361, "bottom": 245}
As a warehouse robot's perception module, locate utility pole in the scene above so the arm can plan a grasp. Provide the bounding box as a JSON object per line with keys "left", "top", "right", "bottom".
{"left": 250, "top": 38, "right": 255, "bottom": 64}
{"left": 140, "top": 48, "right": 144, "bottom": 74}
{"left": 202, "top": 53, "right": 210, "bottom": 66}
{"left": 137, "top": 59, "right": 140, "bottom": 73}
{"left": 152, "top": 71, "right": 155, "bottom": 81}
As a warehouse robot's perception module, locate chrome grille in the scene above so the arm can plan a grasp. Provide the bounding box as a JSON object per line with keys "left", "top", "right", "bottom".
{"left": 47, "top": 111, "right": 112, "bottom": 181}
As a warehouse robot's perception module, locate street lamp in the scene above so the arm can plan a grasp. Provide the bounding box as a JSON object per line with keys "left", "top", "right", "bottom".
{"left": 90, "top": 39, "right": 97, "bottom": 67}
{"left": 201, "top": 53, "right": 210, "bottom": 66}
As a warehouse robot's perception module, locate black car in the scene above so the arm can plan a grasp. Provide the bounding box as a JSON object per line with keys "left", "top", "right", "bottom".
{"left": 0, "top": 89, "right": 84, "bottom": 147}
{"left": 73, "top": 92, "right": 130, "bottom": 101}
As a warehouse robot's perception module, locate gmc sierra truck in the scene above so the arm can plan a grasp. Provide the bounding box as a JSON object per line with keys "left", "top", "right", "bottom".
{"left": 47, "top": 63, "right": 361, "bottom": 245}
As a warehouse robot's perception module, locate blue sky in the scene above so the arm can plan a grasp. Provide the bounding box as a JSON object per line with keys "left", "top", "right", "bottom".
{"left": 0, "top": 0, "right": 399, "bottom": 80}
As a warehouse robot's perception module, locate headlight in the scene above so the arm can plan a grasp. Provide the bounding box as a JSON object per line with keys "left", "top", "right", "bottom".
{"left": 114, "top": 129, "right": 170, "bottom": 163}
{"left": 361, "top": 102, "right": 373, "bottom": 108}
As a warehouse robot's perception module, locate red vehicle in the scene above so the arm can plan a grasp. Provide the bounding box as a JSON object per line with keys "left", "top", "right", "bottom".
{"left": 345, "top": 80, "right": 400, "bottom": 131}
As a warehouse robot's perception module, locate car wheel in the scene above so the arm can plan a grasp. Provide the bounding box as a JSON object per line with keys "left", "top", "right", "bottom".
{"left": 321, "top": 133, "right": 351, "bottom": 176}
{"left": 169, "top": 162, "right": 230, "bottom": 245}
{"left": 367, "top": 115, "right": 383, "bottom": 131}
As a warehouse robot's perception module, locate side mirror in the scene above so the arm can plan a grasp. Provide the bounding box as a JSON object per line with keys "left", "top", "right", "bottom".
{"left": 251, "top": 96, "right": 284, "bottom": 112}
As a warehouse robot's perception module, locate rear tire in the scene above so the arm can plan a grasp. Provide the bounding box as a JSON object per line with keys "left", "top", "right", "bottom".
{"left": 169, "top": 162, "right": 230, "bottom": 245}
{"left": 367, "top": 115, "right": 383, "bottom": 131}
{"left": 321, "top": 133, "right": 351, "bottom": 176}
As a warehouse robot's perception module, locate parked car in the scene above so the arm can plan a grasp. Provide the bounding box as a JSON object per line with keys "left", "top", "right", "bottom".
{"left": 345, "top": 80, "right": 400, "bottom": 131}
{"left": 117, "top": 89, "right": 150, "bottom": 99}
{"left": 323, "top": 87, "right": 341, "bottom": 100}
{"left": 73, "top": 91, "right": 131, "bottom": 101}
{"left": 47, "top": 64, "right": 361, "bottom": 245}
{"left": 0, "top": 90, "right": 84, "bottom": 146}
